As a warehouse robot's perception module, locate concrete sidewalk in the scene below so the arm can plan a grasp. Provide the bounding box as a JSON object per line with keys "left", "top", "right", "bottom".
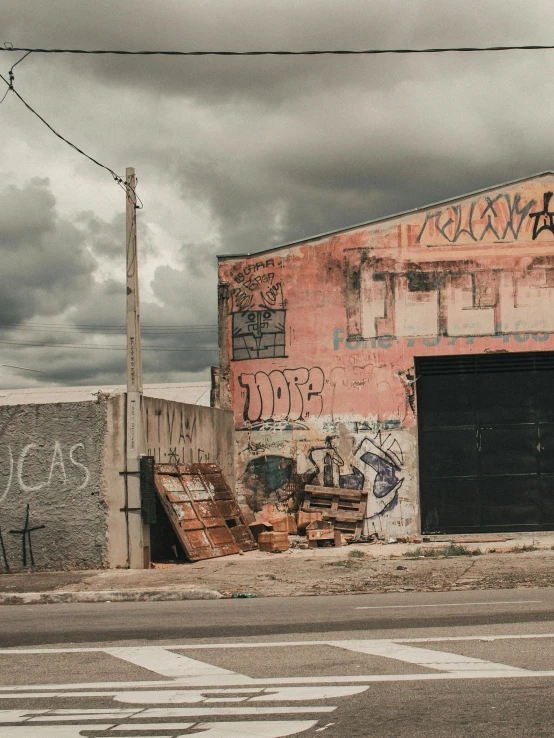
{"left": 1, "top": 531, "right": 554, "bottom": 604}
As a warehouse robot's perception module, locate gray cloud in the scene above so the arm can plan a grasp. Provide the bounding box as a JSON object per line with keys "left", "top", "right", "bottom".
{"left": 0, "top": 178, "right": 95, "bottom": 323}
{"left": 2, "top": 0, "right": 554, "bottom": 386}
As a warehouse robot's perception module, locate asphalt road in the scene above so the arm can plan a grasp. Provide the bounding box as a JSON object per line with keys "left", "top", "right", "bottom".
{"left": 1, "top": 587, "right": 554, "bottom": 647}
{"left": 2, "top": 588, "right": 554, "bottom": 737}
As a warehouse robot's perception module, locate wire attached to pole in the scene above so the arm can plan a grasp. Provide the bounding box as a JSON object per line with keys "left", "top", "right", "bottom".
{"left": 0, "top": 62, "right": 143, "bottom": 205}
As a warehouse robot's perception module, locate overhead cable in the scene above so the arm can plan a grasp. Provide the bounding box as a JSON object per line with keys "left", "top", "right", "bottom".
{"left": 2, "top": 43, "right": 554, "bottom": 56}
{"left": 0, "top": 339, "right": 218, "bottom": 352}
{"left": 0, "top": 62, "right": 141, "bottom": 203}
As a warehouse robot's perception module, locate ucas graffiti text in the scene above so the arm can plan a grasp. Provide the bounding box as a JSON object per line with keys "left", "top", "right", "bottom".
{"left": 0, "top": 441, "right": 90, "bottom": 503}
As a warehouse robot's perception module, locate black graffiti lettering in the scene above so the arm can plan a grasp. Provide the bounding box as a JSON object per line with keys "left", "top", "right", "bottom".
{"left": 239, "top": 367, "right": 325, "bottom": 423}
{"left": 8, "top": 504, "right": 45, "bottom": 568}
{"left": 530, "top": 192, "right": 554, "bottom": 239}
{"left": 231, "top": 287, "right": 254, "bottom": 312}
{"left": 0, "top": 527, "right": 8, "bottom": 571}
{"left": 308, "top": 433, "right": 403, "bottom": 519}
{"left": 416, "top": 193, "right": 537, "bottom": 243}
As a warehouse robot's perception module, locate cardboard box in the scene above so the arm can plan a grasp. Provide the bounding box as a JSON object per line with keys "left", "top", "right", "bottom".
{"left": 258, "top": 531, "right": 290, "bottom": 552}
{"left": 296, "top": 510, "right": 323, "bottom": 534}
{"left": 269, "top": 515, "right": 298, "bottom": 534}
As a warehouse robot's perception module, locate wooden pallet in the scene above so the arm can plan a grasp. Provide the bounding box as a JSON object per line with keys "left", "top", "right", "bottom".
{"left": 302, "top": 484, "right": 368, "bottom": 536}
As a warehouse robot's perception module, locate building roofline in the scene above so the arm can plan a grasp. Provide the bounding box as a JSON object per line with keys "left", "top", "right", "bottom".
{"left": 217, "top": 170, "right": 554, "bottom": 262}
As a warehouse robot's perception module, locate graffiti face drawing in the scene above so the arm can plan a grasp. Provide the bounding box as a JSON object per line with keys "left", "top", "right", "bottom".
{"left": 232, "top": 309, "right": 286, "bottom": 361}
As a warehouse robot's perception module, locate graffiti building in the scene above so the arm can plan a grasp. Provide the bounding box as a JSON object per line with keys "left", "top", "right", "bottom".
{"left": 216, "top": 172, "right": 554, "bottom": 537}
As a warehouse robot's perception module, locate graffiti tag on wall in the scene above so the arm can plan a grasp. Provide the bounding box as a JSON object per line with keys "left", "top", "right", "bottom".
{"left": 239, "top": 367, "right": 324, "bottom": 424}
{"left": 414, "top": 193, "right": 537, "bottom": 245}
{"left": 333, "top": 328, "right": 553, "bottom": 351}
{"left": 0, "top": 441, "right": 90, "bottom": 502}
{"left": 230, "top": 258, "right": 287, "bottom": 361}
{"left": 308, "top": 432, "right": 403, "bottom": 520}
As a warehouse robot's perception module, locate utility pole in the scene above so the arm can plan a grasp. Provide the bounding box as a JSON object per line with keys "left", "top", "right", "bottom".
{"left": 125, "top": 167, "right": 148, "bottom": 568}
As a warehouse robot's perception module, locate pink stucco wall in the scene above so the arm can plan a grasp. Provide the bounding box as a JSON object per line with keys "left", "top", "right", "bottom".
{"left": 218, "top": 173, "right": 554, "bottom": 536}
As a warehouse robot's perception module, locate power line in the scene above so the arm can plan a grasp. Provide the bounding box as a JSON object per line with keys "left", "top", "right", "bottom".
{"left": 2, "top": 44, "right": 554, "bottom": 56}
{"left": 0, "top": 339, "right": 218, "bottom": 352}
{"left": 0, "top": 322, "right": 217, "bottom": 334}
{"left": 0, "top": 70, "right": 126, "bottom": 184}
{"left": 0, "top": 60, "right": 142, "bottom": 202}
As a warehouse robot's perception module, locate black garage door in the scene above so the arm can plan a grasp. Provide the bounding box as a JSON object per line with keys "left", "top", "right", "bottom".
{"left": 416, "top": 351, "right": 554, "bottom": 534}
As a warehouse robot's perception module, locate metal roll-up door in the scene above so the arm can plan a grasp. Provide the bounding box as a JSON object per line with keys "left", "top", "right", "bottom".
{"left": 416, "top": 351, "right": 554, "bottom": 533}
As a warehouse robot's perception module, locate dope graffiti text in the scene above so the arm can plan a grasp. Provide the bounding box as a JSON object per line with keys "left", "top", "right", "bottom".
{"left": 239, "top": 367, "right": 325, "bottom": 423}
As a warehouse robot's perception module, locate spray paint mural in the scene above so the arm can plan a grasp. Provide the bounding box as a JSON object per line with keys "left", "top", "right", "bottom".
{"left": 218, "top": 173, "right": 554, "bottom": 537}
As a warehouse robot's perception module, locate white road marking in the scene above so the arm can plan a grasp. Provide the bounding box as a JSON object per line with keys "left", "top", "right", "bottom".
{"left": 3, "top": 671, "right": 554, "bottom": 694}
{"left": 0, "top": 724, "right": 318, "bottom": 738}
{"left": 333, "top": 640, "right": 530, "bottom": 673}
{"left": 189, "top": 723, "right": 319, "bottom": 738}
{"left": 0, "top": 726, "right": 114, "bottom": 737}
{"left": 4, "top": 631, "right": 554, "bottom": 655}
{"left": 142, "top": 706, "right": 336, "bottom": 718}
{"left": 105, "top": 646, "right": 242, "bottom": 679}
{"left": 3, "top": 634, "right": 554, "bottom": 695}
{"left": 355, "top": 600, "right": 542, "bottom": 610}
{"left": 24, "top": 706, "right": 335, "bottom": 721}
{"left": 110, "top": 686, "right": 367, "bottom": 704}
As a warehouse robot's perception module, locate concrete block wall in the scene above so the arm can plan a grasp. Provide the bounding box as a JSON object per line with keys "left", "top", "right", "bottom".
{"left": 0, "top": 399, "right": 108, "bottom": 571}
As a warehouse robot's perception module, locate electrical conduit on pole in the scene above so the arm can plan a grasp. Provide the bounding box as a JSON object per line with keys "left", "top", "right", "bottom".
{"left": 125, "top": 167, "right": 148, "bottom": 568}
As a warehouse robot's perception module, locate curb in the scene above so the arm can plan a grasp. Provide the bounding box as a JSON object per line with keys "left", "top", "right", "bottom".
{"left": 0, "top": 588, "right": 224, "bottom": 606}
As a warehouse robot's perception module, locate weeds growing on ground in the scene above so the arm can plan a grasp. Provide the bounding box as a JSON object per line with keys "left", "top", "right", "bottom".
{"left": 326, "top": 558, "right": 359, "bottom": 568}
{"left": 512, "top": 544, "right": 539, "bottom": 553}
{"left": 404, "top": 543, "right": 482, "bottom": 558}
{"left": 348, "top": 550, "right": 366, "bottom": 559}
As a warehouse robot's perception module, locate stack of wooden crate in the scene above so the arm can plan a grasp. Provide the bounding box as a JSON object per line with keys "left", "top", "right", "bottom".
{"left": 301, "top": 484, "right": 368, "bottom": 537}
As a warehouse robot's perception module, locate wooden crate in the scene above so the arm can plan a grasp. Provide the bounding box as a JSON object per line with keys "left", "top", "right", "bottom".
{"left": 302, "top": 484, "right": 367, "bottom": 536}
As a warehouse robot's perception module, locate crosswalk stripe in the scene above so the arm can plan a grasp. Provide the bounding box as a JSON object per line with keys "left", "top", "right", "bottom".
{"left": 105, "top": 646, "right": 243, "bottom": 679}
{"left": 332, "top": 640, "right": 531, "bottom": 673}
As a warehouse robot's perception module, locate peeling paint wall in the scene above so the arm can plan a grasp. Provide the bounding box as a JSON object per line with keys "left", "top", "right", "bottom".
{"left": 218, "top": 173, "right": 554, "bottom": 537}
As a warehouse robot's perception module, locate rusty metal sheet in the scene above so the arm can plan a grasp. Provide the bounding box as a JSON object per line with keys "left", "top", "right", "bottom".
{"left": 154, "top": 464, "right": 241, "bottom": 561}
{"left": 199, "top": 469, "right": 257, "bottom": 552}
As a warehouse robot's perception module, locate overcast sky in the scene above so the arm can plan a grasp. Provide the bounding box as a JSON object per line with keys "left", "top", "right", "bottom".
{"left": 1, "top": 0, "right": 554, "bottom": 389}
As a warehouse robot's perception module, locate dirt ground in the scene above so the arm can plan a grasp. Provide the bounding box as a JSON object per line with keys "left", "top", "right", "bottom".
{"left": 2, "top": 536, "right": 554, "bottom": 597}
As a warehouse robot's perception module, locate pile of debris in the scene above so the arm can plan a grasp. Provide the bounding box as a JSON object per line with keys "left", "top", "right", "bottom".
{"left": 249, "top": 483, "right": 378, "bottom": 552}
{"left": 152, "top": 462, "right": 415, "bottom": 561}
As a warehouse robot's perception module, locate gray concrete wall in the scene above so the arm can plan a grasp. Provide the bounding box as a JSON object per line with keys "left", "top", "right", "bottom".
{"left": 144, "top": 397, "right": 235, "bottom": 489}
{"left": 103, "top": 395, "right": 129, "bottom": 569}
{"left": 0, "top": 395, "right": 236, "bottom": 571}
{"left": 0, "top": 399, "right": 108, "bottom": 571}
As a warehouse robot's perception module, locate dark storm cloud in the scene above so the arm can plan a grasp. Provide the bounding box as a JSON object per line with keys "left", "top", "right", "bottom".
{"left": 0, "top": 178, "right": 95, "bottom": 323}
{"left": 2, "top": 0, "right": 554, "bottom": 385}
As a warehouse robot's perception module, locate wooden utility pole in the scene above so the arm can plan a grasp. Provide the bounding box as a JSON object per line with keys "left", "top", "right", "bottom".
{"left": 125, "top": 167, "right": 148, "bottom": 568}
